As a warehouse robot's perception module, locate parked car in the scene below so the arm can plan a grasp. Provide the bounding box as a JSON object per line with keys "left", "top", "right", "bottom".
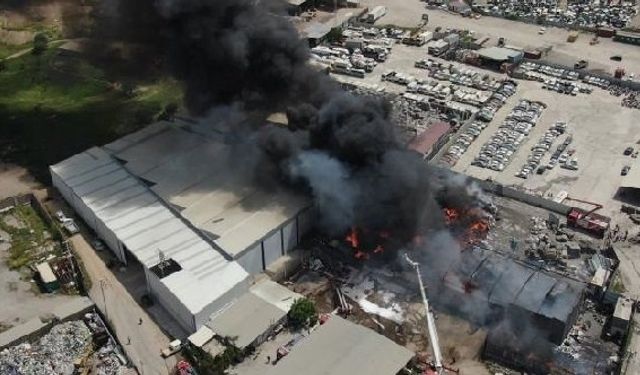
{"left": 574, "top": 60, "right": 588, "bottom": 69}
{"left": 611, "top": 55, "right": 622, "bottom": 61}
{"left": 624, "top": 147, "right": 634, "bottom": 155}
{"left": 622, "top": 165, "right": 631, "bottom": 176}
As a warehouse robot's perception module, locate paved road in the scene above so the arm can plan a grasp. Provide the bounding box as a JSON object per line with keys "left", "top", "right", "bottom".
{"left": 70, "top": 234, "right": 176, "bottom": 375}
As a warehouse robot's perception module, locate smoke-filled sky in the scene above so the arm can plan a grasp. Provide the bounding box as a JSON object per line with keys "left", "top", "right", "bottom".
{"left": 95, "top": 0, "right": 477, "bottom": 242}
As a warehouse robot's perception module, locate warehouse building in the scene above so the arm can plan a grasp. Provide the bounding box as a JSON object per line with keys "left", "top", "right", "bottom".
{"left": 50, "top": 120, "right": 314, "bottom": 332}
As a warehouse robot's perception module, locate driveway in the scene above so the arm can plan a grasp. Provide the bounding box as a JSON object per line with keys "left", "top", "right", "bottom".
{"left": 70, "top": 234, "right": 176, "bottom": 375}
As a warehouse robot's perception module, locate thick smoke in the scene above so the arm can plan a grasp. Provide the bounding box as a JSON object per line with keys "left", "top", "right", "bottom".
{"left": 98, "top": 0, "right": 560, "bottom": 362}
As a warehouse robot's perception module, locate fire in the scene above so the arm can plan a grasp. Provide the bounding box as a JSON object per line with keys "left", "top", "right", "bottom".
{"left": 373, "top": 245, "right": 384, "bottom": 254}
{"left": 469, "top": 220, "right": 489, "bottom": 233}
{"left": 345, "top": 227, "right": 359, "bottom": 249}
{"left": 354, "top": 250, "right": 369, "bottom": 260}
{"left": 443, "top": 208, "right": 459, "bottom": 225}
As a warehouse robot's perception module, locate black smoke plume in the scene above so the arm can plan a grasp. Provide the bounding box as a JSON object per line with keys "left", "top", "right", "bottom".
{"left": 94, "top": 0, "right": 470, "bottom": 241}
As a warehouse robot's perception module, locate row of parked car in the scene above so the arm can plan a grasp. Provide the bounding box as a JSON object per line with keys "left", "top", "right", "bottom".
{"left": 476, "top": 80, "right": 518, "bottom": 122}
{"left": 441, "top": 121, "right": 489, "bottom": 166}
{"left": 516, "top": 121, "right": 568, "bottom": 179}
{"left": 473, "top": 100, "right": 546, "bottom": 171}
{"left": 520, "top": 62, "right": 580, "bottom": 81}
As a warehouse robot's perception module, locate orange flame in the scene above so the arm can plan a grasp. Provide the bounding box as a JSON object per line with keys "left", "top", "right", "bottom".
{"left": 443, "top": 208, "right": 459, "bottom": 225}
{"left": 345, "top": 227, "right": 359, "bottom": 249}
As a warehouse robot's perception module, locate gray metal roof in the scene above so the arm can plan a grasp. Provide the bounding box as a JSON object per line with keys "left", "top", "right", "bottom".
{"left": 444, "top": 248, "right": 584, "bottom": 323}
{"left": 207, "top": 293, "right": 285, "bottom": 348}
{"left": 102, "top": 121, "right": 310, "bottom": 259}
{"left": 50, "top": 147, "right": 249, "bottom": 315}
{"left": 265, "top": 316, "right": 414, "bottom": 375}
{"left": 478, "top": 47, "right": 523, "bottom": 61}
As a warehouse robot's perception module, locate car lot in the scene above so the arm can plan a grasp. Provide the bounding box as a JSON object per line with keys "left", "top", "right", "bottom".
{"left": 330, "top": 5, "right": 640, "bottom": 216}
{"left": 451, "top": 79, "right": 640, "bottom": 215}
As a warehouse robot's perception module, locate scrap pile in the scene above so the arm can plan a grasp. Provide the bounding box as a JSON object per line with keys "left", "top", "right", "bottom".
{"left": 478, "top": 0, "right": 636, "bottom": 28}
{"left": 0, "top": 321, "right": 91, "bottom": 375}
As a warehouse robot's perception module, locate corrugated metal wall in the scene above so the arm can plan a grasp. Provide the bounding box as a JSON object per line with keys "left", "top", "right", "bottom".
{"left": 263, "top": 229, "right": 283, "bottom": 267}
{"left": 51, "top": 169, "right": 126, "bottom": 262}
{"left": 145, "top": 268, "right": 195, "bottom": 332}
{"left": 238, "top": 243, "right": 263, "bottom": 275}
{"left": 281, "top": 219, "right": 298, "bottom": 254}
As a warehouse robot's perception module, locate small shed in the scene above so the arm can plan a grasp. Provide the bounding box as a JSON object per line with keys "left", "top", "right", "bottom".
{"left": 36, "top": 262, "right": 59, "bottom": 293}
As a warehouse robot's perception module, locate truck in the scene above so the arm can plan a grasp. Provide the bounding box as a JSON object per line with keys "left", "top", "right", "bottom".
{"left": 563, "top": 197, "right": 610, "bottom": 238}
{"left": 365, "top": 6, "right": 387, "bottom": 23}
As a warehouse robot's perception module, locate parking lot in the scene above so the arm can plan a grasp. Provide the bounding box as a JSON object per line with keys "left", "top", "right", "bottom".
{"left": 451, "top": 78, "right": 639, "bottom": 215}
{"left": 329, "top": 21, "right": 640, "bottom": 216}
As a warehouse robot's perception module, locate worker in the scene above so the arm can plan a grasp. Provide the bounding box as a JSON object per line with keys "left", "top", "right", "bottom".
{"left": 266, "top": 355, "right": 271, "bottom": 364}
{"left": 138, "top": 318, "right": 143, "bottom": 325}
{"left": 127, "top": 336, "right": 131, "bottom": 345}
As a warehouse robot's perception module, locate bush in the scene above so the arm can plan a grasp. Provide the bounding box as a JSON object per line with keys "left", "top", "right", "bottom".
{"left": 288, "top": 298, "right": 317, "bottom": 329}
{"left": 32, "top": 33, "right": 48, "bottom": 56}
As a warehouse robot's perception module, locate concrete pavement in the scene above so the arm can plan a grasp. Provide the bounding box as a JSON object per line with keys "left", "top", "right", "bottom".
{"left": 70, "top": 234, "right": 176, "bottom": 375}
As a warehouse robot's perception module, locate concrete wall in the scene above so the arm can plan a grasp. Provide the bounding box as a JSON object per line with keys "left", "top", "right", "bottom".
{"left": 470, "top": 176, "right": 572, "bottom": 215}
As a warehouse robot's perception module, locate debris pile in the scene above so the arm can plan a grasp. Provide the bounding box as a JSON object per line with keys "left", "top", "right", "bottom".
{"left": 0, "top": 321, "right": 91, "bottom": 375}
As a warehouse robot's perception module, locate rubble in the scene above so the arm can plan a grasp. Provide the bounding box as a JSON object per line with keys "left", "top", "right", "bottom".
{"left": 0, "top": 321, "right": 91, "bottom": 375}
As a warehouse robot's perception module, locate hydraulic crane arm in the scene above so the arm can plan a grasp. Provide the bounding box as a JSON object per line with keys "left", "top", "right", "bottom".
{"left": 405, "top": 254, "right": 443, "bottom": 374}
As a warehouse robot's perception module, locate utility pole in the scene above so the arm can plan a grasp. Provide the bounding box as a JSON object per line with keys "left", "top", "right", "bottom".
{"left": 99, "top": 278, "right": 109, "bottom": 319}
{"left": 404, "top": 254, "right": 443, "bottom": 375}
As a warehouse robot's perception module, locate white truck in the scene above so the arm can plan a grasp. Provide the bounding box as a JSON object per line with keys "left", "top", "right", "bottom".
{"left": 365, "top": 6, "right": 387, "bottom": 23}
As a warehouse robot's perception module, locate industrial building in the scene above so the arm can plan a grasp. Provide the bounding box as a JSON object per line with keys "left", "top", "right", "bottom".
{"left": 408, "top": 122, "right": 452, "bottom": 160}
{"left": 477, "top": 46, "right": 524, "bottom": 66}
{"left": 264, "top": 315, "right": 414, "bottom": 375}
{"left": 610, "top": 297, "right": 633, "bottom": 339}
{"left": 50, "top": 120, "right": 314, "bottom": 332}
{"left": 435, "top": 247, "right": 584, "bottom": 345}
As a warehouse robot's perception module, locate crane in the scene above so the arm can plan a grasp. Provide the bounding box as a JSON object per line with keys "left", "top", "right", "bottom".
{"left": 405, "top": 254, "right": 444, "bottom": 375}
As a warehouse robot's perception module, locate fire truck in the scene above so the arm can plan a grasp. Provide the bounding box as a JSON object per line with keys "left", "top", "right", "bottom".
{"left": 564, "top": 198, "right": 610, "bottom": 238}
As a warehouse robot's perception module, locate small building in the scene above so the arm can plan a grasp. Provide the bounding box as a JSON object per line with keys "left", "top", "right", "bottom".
{"left": 449, "top": 0, "right": 471, "bottom": 14}
{"left": 408, "top": 122, "right": 452, "bottom": 160}
{"left": 206, "top": 280, "right": 303, "bottom": 349}
{"left": 610, "top": 297, "right": 633, "bottom": 339}
{"left": 36, "top": 262, "right": 59, "bottom": 293}
{"left": 263, "top": 315, "right": 414, "bottom": 375}
{"left": 588, "top": 267, "right": 610, "bottom": 297}
{"left": 427, "top": 40, "right": 449, "bottom": 56}
{"left": 477, "top": 46, "right": 524, "bottom": 66}
{"left": 614, "top": 31, "right": 640, "bottom": 46}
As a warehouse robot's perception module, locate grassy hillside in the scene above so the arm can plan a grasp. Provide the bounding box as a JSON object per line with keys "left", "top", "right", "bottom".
{"left": 0, "top": 43, "right": 183, "bottom": 182}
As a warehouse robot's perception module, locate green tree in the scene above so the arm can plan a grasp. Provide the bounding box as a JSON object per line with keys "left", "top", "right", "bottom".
{"left": 326, "top": 27, "right": 343, "bottom": 44}
{"left": 32, "top": 33, "right": 48, "bottom": 56}
{"left": 288, "top": 298, "right": 317, "bottom": 329}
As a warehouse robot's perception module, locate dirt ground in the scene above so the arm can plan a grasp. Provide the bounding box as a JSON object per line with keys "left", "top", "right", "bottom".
{"left": 0, "top": 163, "right": 42, "bottom": 200}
